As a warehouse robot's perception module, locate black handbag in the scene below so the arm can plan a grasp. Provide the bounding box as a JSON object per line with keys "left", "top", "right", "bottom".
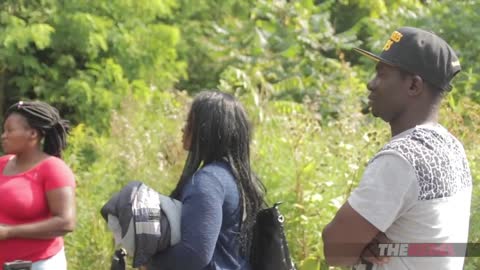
{"left": 250, "top": 202, "right": 296, "bottom": 270}
{"left": 110, "top": 248, "right": 127, "bottom": 270}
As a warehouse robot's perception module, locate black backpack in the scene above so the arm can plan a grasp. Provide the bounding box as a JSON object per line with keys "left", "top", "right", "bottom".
{"left": 250, "top": 202, "right": 296, "bottom": 270}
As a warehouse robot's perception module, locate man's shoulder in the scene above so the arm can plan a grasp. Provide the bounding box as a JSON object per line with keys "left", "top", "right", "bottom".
{"left": 380, "top": 124, "right": 463, "bottom": 156}
{"left": 377, "top": 124, "right": 471, "bottom": 201}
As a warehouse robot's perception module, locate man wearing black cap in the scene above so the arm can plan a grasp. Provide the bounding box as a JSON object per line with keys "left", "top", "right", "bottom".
{"left": 322, "top": 27, "right": 472, "bottom": 270}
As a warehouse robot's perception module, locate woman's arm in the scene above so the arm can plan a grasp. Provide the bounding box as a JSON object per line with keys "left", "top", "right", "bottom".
{"left": 148, "top": 170, "right": 225, "bottom": 270}
{"left": 0, "top": 186, "right": 76, "bottom": 240}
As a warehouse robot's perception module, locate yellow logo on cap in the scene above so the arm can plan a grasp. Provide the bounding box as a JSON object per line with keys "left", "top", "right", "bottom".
{"left": 383, "top": 31, "right": 403, "bottom": 51}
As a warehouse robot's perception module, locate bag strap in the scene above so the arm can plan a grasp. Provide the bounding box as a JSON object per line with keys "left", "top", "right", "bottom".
{"left": 111, "top": 248, "right": 127, "bottom": 270}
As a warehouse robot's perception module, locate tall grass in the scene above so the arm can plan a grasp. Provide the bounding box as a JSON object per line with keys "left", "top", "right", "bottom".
{"left": 63, "top": 91, "right": 480, "bottom": 270}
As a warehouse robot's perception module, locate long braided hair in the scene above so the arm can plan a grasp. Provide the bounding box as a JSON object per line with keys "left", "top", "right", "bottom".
{"left": 4, "top": 100, "right": 70, "bottom": 158}
{"left": 170, "top": 91, "right": 266, "bottom": 257}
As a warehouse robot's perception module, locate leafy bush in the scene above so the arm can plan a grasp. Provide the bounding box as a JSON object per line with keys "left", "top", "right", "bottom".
{"left": 2, "top": 1, "right": 479, "bottom": 270}
{"left": 0, "top": 0, "right": 184, "bottom": 131}
{"left": 63, "top": 91, "right": 188, "bottom": 269}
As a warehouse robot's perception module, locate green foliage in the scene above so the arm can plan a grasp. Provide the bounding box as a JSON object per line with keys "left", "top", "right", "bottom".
{"left": 344, "top": 0, "right": 480, "bottom": 103}
{"left": 210, "top": 0, "right": 365, "bottom": 123}
{"left": 172, "top": 0, "right": 255, "bottom": 92}
{"left": 0, "top": 0, "right": 185, "bottom": 131}
{"left": 414, "top": 1, "right": 480, "bottom": 103}
{"left": 63, "top": 90, "right": 187, "bottom": 269}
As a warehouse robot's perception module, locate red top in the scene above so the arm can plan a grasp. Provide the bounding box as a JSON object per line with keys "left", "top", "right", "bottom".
{"left": 0, "top": 155, "right": 75, "bottom": 264}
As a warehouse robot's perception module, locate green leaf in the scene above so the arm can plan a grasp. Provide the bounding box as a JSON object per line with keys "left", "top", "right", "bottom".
{"left": 300, "top": 258, "right": 320, "bottom": 270}
{"left": 29, "top": 23, "right": 54, "bottom": 49}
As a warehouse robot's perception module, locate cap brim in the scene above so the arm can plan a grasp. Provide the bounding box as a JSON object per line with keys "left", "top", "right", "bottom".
{"left": 353, "top": 47, "right": 397, "bottom": 67}
{"left": 353, "top": 48, "right": 381, "bottom": 62}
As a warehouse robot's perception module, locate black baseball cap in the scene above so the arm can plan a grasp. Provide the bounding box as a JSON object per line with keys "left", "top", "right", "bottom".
{"left": 354, "top": 26, "right": 461, "bottom": 92}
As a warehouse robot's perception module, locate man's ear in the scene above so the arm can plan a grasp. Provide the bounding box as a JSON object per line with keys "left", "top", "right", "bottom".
{"left": 408, "top": 75, "right": 424, "bottom": 96}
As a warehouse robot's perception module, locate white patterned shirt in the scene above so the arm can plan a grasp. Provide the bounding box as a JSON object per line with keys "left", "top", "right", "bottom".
{"left": 349, "top": 123, "right": 472, "bottom": 270}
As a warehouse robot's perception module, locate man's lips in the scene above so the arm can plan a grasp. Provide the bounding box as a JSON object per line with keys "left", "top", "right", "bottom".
{"left": 368, "top": 94, "right": 375, "bottom": 103}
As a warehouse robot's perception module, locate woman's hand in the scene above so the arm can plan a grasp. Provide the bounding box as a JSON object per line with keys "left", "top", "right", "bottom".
{"left": 0, "top": 224, "right": 12, "bottom": 240}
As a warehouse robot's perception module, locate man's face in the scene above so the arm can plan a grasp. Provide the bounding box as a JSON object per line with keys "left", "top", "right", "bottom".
{"left": 367, "top": 62, "right": 411, "bottom": 123}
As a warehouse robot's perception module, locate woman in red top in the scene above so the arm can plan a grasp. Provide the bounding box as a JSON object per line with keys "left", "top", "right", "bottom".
{"left": 0, "top": 101, "right": 76, "bottom": 269}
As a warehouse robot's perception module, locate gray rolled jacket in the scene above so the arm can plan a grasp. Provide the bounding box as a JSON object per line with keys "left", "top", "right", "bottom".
{"left": 101, "top": 181, "right": 182, "bottom": 268}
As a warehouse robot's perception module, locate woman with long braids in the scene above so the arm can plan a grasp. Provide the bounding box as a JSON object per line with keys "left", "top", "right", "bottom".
{"left": 0, "top": 101, "right": 75, "bottom": 269}
{"left": 146, "top": 91, "right": 265, "bottom": 270}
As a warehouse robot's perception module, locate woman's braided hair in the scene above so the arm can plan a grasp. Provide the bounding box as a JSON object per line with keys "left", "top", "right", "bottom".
{"left": 4, "top": 100, "right": 70, "bottom": 158}
{"left": 171, "top": 91, "right": 266, "bottom": 257}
